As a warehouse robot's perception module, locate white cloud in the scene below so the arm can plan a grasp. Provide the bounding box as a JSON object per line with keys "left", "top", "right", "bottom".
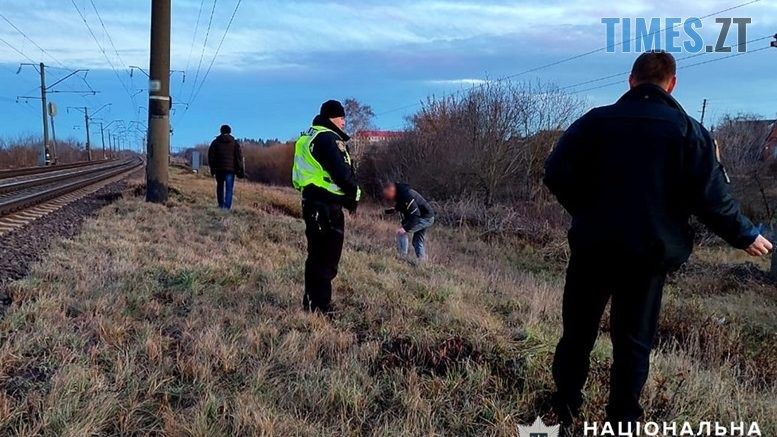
{"left": 0, "top": 0, "right": 774, "bottom": 71}
{"left": 426, "top": 78, "right": 490, "bottom": 86}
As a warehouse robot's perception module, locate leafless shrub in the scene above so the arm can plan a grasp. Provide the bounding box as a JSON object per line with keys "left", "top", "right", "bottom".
{"left": 714, "top": 114, "right": 776, "bottom": 224}
{"left": 360, "top": 80, "right": 584, "bottom": 206}
{"left": 243, "top": 142, "right": 294, "bottom": 186}
{"left": 433, "top": 196, "right": 570, "bottom": 261}
{"left": 0, "top": 136, "right": 93, "bottom": 169}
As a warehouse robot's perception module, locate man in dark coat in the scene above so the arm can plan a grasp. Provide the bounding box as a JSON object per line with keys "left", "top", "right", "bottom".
{"left": 208, "top": 124, "right": 244, "bottom": 209}
{"left": 292, "top": 100, "right": 361, "bottom": 313}
{"left": 544, "top": 51, "right": 772, "bottom": 425}
{"left": 383, "top": 182, "right": 435, "bottom": 261}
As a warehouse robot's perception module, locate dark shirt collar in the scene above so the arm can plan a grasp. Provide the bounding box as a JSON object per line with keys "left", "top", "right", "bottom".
{"left": 312, "top": 114, "right": 350, "bottom": 141}
{"left": 618, "top": 83, "right": 687, "bottom": 115}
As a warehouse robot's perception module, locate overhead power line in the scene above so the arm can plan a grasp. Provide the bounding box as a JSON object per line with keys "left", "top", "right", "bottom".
{"left": 71, "top": 0, "right": 138, "bottom": 115}
{"left": 569, "top": 46, "right": 772, "bottom": 95}
{"left": 189, "top": 0, "right": 242, "bottom": 107}
{"left": 88, "top": 0, "right": 129, "bottom": 71}
{"left": 1, "top": 13, "right": 63, "bottom": 66}
{"left": 0, "top": 35, "right": 36, "bottom": 63}
{"left": 561, "top": 34, "right": 775, "bottom": 92}
{"left": 1, "top": 12, "right": 96, "bottom": 93}
{"left": 375, "top": 0, "right": 763, "bottom": 116}
{"left": 185, "top": 0, "right": 207, "bottom": 75}
{"left": 188, "top": 0, "right": 218, "bottom": 103}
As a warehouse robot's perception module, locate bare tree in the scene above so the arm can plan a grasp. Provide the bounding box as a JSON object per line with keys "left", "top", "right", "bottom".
{"left": 714, "top": 113, "right": 772, "bottom": 174}
{"left": 373, "top": 80, "right": 584, "bottom": 204}
{"left": 344, "top": 98, "right": 375, "bottom": 160}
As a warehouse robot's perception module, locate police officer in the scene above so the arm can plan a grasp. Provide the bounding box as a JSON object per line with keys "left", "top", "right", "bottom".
{"left": 544, "top": 51, "right": 772, "bottom": 424}
{"left": 293, "top": 100, "right": 361, "bottom": 314}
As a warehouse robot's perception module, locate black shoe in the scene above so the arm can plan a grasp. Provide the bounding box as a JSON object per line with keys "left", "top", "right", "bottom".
{"left": 551, "top": 392, "right": 582, "bottom": 426}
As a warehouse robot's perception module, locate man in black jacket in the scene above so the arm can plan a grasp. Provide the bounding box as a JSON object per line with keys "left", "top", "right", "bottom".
{"left": 383, "top": 182, "right": 435, "bottom": 261}
{"left": 544, "top": 51, "right": 772, "bottom": 424}
{"left": 292, "top": 100, "right": 361, "bottom": 313}
{"left": 208, "top": 124, "right": 244, "bottom": 209}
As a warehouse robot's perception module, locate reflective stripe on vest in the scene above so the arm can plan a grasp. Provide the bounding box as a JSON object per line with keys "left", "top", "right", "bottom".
{"left": 292, "top": 125, "right": 359, "bottom": 199}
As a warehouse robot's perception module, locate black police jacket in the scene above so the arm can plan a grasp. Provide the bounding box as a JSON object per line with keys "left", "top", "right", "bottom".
{"left": 544, "top": 83, "right": 757, "bottom": 270}
{"left": 393, "top": 183, "right": 435, "bottom": 231}
{"left": 302, "top": 115, "right": 360, "bottom": 211}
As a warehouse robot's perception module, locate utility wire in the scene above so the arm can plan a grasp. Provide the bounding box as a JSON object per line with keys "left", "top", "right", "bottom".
{"left": 189, "top": 0, "right": 242, "bottom": 107}
{"left": 71, "top": 0, "right": 138, "bottom": 114}
{"left": 381, "top": 42, "right": 773, "bottom": 131}
{"left": 569, "top": 46, "right": 771, "bottom": 95}
{"left": 561, "top": 35, "right": 774, "bottom": 91}
{"left": 88, "top": 0, "right": 129, "bottom": 71}
{"left": 184, "top": 0, "right": 207, "bottom": 88}
{"left": 375, "top": 0, "right": 763, "bottom": 116}
{"left": 0, "top": 35, "right": 36, "bottom": 63}
{"left": 1, "top": 12, "right": 96, "bottom": 93}
{"left": 1, "top": 12, "right": 64, "bottom": 66}
{"left": 188, "top": 0, "right": 218, "bottom": 104}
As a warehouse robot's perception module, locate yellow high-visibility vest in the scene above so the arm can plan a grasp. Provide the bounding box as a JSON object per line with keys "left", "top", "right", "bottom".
{"left": 292, "top": 125, "right": 361, "bottom": 200}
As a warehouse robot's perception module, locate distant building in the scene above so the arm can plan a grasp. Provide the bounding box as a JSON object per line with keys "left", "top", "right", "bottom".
{"left": 354, "top": 130, "right": 405, "bottom": 144}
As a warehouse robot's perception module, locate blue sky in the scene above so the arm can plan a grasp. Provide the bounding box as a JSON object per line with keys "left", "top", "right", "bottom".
{"left": 1, "top": 0, "right": 775, "bottom": 151}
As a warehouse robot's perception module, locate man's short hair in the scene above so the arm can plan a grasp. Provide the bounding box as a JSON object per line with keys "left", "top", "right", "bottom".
{"left": 220, "top": 124, "right": 231, "bottom": 135}
{"left": 631, "top": 51, "right": 676, "bottom": 85}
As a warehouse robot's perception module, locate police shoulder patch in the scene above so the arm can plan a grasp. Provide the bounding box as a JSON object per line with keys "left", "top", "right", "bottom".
{"left": 336, "top": 140, "right": 347, "bottom": 152}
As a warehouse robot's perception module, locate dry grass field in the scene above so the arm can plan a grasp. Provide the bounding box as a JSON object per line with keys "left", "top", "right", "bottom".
{"left": 1, "top": 169, "right": 774, "bottom": 435}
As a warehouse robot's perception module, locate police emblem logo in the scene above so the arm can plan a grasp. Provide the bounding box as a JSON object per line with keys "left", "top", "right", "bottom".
{"left": 518, "top": 417, "right": 559, "bottom": 437}
{"left": 336, "top": 140, "right": 347, "bottom": 152}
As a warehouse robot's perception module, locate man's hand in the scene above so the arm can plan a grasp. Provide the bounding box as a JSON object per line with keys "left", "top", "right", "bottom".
{"left": 396, "top": 227, "right": 407, "bottom": 236}
{"left": 745, "top": 235, "right": 773, "bottom": 257}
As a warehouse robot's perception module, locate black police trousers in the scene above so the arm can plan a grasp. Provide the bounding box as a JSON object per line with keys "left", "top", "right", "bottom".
{"left": 552, "top": 253, "right": 666, "bottom": 422}
{"left": 302, "top": 199, "right": 345, "bottom": 313}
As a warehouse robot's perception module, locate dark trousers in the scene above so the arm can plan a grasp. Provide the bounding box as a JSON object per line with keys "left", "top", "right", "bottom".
{"left": 302, "top": 200, "right": 345, "bottom": 313}
{"left": 215, "top": 172, "right": 235, "bottom": 209}
{"left": 552, "top": 253, "right": 666, "bottom": 422}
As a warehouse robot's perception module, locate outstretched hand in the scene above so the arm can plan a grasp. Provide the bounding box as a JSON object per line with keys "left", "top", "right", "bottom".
{"left": 745, "top": 235, "right": 773, "bottom": 257}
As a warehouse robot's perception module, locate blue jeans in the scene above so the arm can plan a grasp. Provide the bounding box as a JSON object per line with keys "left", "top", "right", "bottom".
{"left": 216, "top": 172, "right": 235, "bottom": 209}
{"left": 397, "top": 217, "right": 434, "bottom": 260}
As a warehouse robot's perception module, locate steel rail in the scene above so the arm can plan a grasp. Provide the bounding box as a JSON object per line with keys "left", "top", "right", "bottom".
{"left": 0, "top": 160, "right": 132, "bottom": 195}
{"left": 0, "top": 158, "right": 142, "bottom": 217}
{"left": 0, "top": 160, "right": 114, "bottom": 180}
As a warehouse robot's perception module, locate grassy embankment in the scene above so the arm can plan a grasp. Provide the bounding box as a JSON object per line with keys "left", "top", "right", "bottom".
{"left": 1, "top": 169, "right": 774, "bottom": 435}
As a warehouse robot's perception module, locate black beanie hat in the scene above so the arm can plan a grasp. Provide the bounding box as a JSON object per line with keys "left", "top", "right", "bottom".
{"left": 320, "top": 100, "right": 345, "bottom": 119}
{"left": 220, "top": 124, "right": 231, "bottom": 134}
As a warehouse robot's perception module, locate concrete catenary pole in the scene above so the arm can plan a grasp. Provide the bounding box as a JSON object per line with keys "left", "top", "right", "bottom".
{"left": 83, "top": 107, "right": 92, "bottom": 161}
{"left": 146, "top": 0, "right": 171, "bottom": 203}
{"left": 49, "top": 104, "right": 58, "bottom": 164}
{"left": 38, "top": 62, "right": 49, "bottom": 166}
{"left": 106, "top": 130, "right": 112, "bottom": 158}
{"left": 100, "top": 122, "right": 106, "bottom": 159}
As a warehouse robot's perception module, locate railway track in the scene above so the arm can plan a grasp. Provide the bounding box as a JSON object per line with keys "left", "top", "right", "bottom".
{"left": 0, "top": 158, "right": 142, "bottom": 233}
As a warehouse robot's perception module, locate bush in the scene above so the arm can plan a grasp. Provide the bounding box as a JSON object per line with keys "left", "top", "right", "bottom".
{"left": 0, "top": 136, "right": 95, "bottom": 169}
{"left": 358, "top": 80, "right": 584, "bottom": 205}
{"left": 243, "top": 142, "right": 294, "bottom": 186}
